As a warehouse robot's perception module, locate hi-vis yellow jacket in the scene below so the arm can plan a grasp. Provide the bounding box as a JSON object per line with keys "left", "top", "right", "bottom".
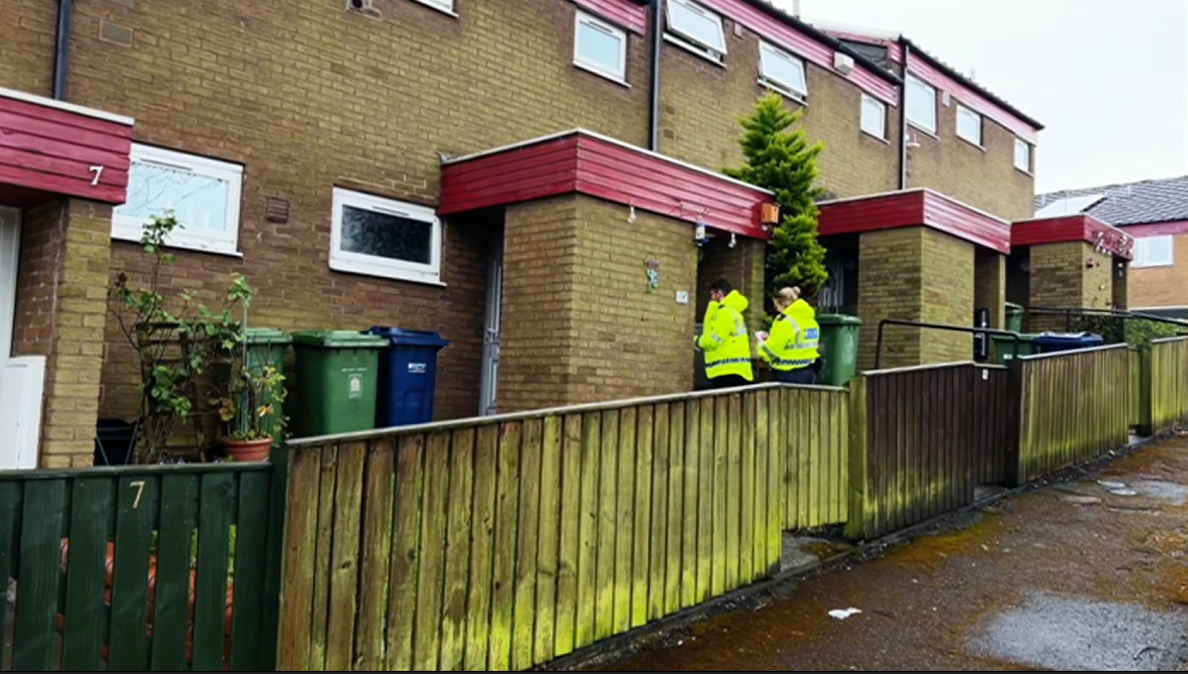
{"left": 697, "top": 290, "right": 754, "bottom": 382}
{"left": 759, "top": 298, "right": 820, "bottom": 371}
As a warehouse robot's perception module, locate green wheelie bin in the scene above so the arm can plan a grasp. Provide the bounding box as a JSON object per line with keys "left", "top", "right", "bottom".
{"left": 290, "top": 330, "right": 388, "bottom": 437}
{"left": 816, "top": 314, "right": 862, "bottom": 386}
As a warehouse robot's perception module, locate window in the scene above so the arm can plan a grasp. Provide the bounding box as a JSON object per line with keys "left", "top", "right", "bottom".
{"left": 574, "top": 11, "right": 628, "bottom": 83}
{"left": 860, "top": 94, "right": 887, "bottom": 139}
{"left": 758, "top": 42, "right": 807, "bottom": 99}
{"left": 409, "top": 0, "right": 455, "bottom": 14}
{"left": 112, "top": 144, "right": 243, "bottom": 256}
{"left": 1014, "top": 138, "right": 1033, "bottom": 173}
{"left": 956, "top": 104, "right": 983, "bottom": 146}
{"left": 665, "top": 0, "right": 727, "bottom": 60}
{"left": 1132, "top": 235, "right": 1175, "bottom": 268}
{"left": 329, "top": 188, "right": 442, "bottom": 285}
{"left": 905, "top": 73, "right": 937, "bottom": 134}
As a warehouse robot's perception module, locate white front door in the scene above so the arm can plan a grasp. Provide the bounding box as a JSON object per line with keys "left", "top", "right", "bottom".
{"left": 478, "top": 237, "right": 504, "bottom": 416}
{"left": 0, "top": 208, "right": 43, "bottom": 470}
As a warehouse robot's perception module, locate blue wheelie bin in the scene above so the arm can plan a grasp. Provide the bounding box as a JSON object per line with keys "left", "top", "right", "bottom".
{"left": 1033, "top": 331, "right": 1105, "bottom": 355}
{"left": 368, "top": 327, "right": 450, "bottom": 427}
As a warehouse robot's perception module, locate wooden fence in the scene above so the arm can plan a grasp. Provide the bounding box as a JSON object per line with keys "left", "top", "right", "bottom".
{"left": 846, "top": 362, "right": 1012, "bottom": 540}
{"left": 0, "top": 462, "right": 281, "bottom": 671}
{"left": 1012, "top": 344, "right": 1134, "bottom": 485}
{"left": 276, "top": 383, "right": 848, "bottom": 672}
{"left": 1146, "top": 336, "right": 1188, "bottom": 433}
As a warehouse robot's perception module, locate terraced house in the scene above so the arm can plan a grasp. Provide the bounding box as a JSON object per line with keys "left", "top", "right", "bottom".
{"left": 0, "top": 0, "right": 1047, "bottom": 468}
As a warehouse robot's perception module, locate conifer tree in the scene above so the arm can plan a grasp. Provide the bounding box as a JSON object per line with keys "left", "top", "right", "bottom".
{"left": 725, "top": 92, "right": 829, "bottom": 312}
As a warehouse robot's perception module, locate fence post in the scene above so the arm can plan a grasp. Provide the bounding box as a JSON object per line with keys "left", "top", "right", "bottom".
{"left": 844, "top": 375, "right": 869, "bottom": 540}
{"left": 1138, "top": 345, "right": 1154, "bottom": 436}
{"left": 257, "top": 445, "right": 289, "bottom": 670}
{"left": 1003, "top": 358, "right": 1025, "bottom": 487}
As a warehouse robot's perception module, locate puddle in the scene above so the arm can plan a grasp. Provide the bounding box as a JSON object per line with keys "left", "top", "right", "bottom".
{"left": 1130, "top": 480, "right": 1188, "bottom": 506}
{"left": 971, "top": 592, "right": 1188, "bottom": 671}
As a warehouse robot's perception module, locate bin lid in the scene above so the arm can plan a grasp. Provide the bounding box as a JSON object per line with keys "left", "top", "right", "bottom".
{"left": 990, "top": 332, "right": 1040, "bottom": 342}
{"left": 1034, "top": 331, "right": 1105, "bottom": 343}
{"left": 243, "top": 327, "right": 292, "bottom": 345}
{"left": 291, "top": 330, "right": 389, "bottom": 348}
{"left": 367, "top": 326, "right": 450, "bottom": 348}
{"left": 1004, "top": 302, "right": 1024, "bottom": 311}
{"left": 817, "top": 314, "right": 863, "bottom": 326}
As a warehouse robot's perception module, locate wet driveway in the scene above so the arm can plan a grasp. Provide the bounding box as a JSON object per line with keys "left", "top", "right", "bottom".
{"left": 587, "top": 436, "right": 1188, "bottom": 671}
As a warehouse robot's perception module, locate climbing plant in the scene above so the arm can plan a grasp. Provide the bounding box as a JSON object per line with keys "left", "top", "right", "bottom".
{"left": 725, "top": 92, "right": 829, "bottom": 314}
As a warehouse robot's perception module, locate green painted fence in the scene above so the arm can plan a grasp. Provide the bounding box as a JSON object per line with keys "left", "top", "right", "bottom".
{"left": 0, "top": 463, "right": 281, "bottom": 671}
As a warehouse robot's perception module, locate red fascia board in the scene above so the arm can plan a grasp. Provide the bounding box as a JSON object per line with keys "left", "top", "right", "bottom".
{"left": 1123, "top": 220, "right": 1188, "bottom": 237}
{"left": 439, "top": 131, "right": 773, "bottom": 238}
{"left": 1011, "top": 215, "right": 1134, "bottom": 260}
{"left": 905, "top": 54, "right": 1040, "bottom": 144}
{"left": 819, "top": 189, "right": 1010, "bottom": 253}
{"left": 572, "top": 0, "right": 648, "bottom": 34}
{"left": 697, "top": 0, "right": 899, "bottom": 105}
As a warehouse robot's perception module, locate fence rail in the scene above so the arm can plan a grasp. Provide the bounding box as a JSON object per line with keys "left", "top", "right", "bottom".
{"left": 0, "top": 463, "right": 279, "bottom": 672}
{"left": 847, "top": 362, "right": 1011, "bottom": 539}
{"left": 276, "top": 384, "right": 847, "bottom": 672}
{"left": 1013, "top": 344, "right": 1134, "bottom": 485}
{"left": 1148, "top": 337, "right": 1188, "bottom": 432}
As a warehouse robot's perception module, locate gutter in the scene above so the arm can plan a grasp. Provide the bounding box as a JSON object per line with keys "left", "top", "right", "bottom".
{"left": 52, "top": 0, "right": 75, "bottom": 101}
{"left": 898, "top": 41, "right": 910, "bottom": 190}
{"left": 648, "top": 0, "right": 663, "bottom": 152}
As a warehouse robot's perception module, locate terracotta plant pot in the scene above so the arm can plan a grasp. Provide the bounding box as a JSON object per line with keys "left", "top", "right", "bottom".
{"left": 221, "top": 437, "right": 272, "bottom": 462}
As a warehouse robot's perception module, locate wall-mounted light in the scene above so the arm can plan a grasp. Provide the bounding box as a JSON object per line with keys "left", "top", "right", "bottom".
{"left": 694, "top": 222, "right": 709, "bottom": 247}
{"left": 627, "top": 204, "right": 637, "bottom": 224}
{"left": 729, "top": 232, "right": 737, "bottom": 249}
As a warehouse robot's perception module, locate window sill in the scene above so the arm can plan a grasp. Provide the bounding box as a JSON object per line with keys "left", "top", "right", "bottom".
{"left": 111, "top": 230, "right": 243, "bottom": 258}
{"left": 958, "top": 135, "right": 986, "bottom": 152}
{"left": 1130, "top": 263, "right": 1175, "bottom": 270}
{"left": 757, "top": 78, "right": 807, "bottom": 105}
{"left": 860, "top": 129, "right": 890, "bottom": 145}
{"left": 329, "top": 258, "right": 446, "bottom": 287}
{"left": 1014, "top": 166, "right": 1034, "bottom": 177}
{"left": 906, "top": 121, "right": 939, "bottom": 140}
{"left": 407, "top": 0, "right": 458, "bottom": 18}
{"left": 663, "top": 33, "right": 725, "bottom": 68}
{"left": 574, "top": 62, "right": 631, "bottom": 88}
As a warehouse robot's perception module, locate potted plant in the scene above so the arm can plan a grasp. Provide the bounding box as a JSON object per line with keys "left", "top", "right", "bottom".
{"left": 215, "top": 360, "right": 287, "bottom": 462}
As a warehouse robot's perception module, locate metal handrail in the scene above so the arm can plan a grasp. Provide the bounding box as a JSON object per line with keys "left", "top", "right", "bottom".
{"left": 875, "top": 319, "right": 1021, "bottom": 370}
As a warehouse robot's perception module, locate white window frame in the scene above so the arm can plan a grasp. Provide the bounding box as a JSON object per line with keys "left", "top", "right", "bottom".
{"left": 860, "top": 94, "right": 887, "bottom": 140}
{"left": 905, "top": 73, "right": 938, "bottom": 135}
{"left": 1014, "top": 138, "right": 1033, "bottom": 173}
{"left": 758, "top": 41, "right": 808, "bottom": 100}
{"left": 574, "top": 11, "right": 628, "bottom": 84}
{"left": 956, "top": 104, "right": 983, "bottom": 147}
{"left": 665, "top": 0, "right": 727, "bottom": 62}
{"left": 1131, "top": 235, "right": 1175, "bottom": 269}
{"left": 408, "top": 0, "right": 456, "bottom": 16}
{"left": 329, "top": 187, "right": 443, "bottom": 285}
{"left": 111, "top": 144, "right": 244, "bottom": 256}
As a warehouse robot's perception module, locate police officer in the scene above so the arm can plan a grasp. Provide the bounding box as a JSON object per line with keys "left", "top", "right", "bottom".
{"left": 756, "top": 286, "right": 820, "bottom": 385}
{"left": 697, "top": 279, "right": 754, "bottom": 389}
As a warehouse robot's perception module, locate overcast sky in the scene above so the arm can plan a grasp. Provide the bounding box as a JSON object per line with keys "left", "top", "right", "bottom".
{"left": 777, "top": 0, "right": 1188, "bottom": 194}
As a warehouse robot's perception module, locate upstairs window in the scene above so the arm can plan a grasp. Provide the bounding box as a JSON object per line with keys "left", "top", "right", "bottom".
{"left": 1132, "top": 235, "right": 1174, "bottom": 268}
{"left": 574, "top": 11, "right": 628, "bottom": 83}
{"left": 956, "top": 104, "right": 983, "bottom": 146}
{"left": 905, "top": 73, "right": 937, "bottom": 134}
{"left": 666, "top": 0, "right": 727, "bottom": 61}
{"left": 112, "top": 144, "right": 243, "bottom": 256}
{"left": 409, "top": 0, "right": 455, "bottom": 14}
{"left": 759, "top": 42, "right": 808, "bottom": 100}
{"left": 860, "top": 94, "right": 887, "bottom": 139}
{"left": 329, "top": 188, "right": 442, "bottom": 285}
{"left": 1014, "top": 138, "right": 1033, "bottom": 173}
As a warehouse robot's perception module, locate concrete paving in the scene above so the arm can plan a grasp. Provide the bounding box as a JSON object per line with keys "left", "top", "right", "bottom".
{"left": 588, "top": 436, "right": 1188, "bottom": 671}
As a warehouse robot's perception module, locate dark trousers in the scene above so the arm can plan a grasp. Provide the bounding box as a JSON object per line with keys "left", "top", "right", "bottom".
{"left": 706, "top": 374, "right": 751, "bottom": 390}
{"left": 774, "top": 367, "right": 817, "bottom": 385}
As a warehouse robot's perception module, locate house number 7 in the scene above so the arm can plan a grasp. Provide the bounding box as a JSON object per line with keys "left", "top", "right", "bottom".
{"left": 129, "top": 480, "right": 146, "bottom": 509}
{"left": 89, "top": 165, "right": 104, "bottom": 186}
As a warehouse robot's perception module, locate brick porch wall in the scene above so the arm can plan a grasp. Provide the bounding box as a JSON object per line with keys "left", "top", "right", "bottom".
{"left": 1028, "top": 242, "right": 1114, "bottom": 332}
{"left": 11, "top": 199, "right": 112, "bottom": 467}
{"left": 975, "top": 249, "right": 1007, "bottom": 330}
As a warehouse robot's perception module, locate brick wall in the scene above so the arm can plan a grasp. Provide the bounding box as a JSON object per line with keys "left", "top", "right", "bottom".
{"left": 659, "top": 36, "right": 900, "bottom": 199}
{"left": 500, "top": 195, "right": 698, "bottom": 411}
{"left": 0, "top": 0, "right": 55, "bottom": 96}
{"left": 906, "top": 105, "right": 1034, "bottom": 221}
{"left": 856, "top": 226, "right": 974, "bottom": 369}
{"left": 1027, "top": 241, "right": 1115, "bottom": 332}
{"left": 11, "top": 199, "right": 112, "bottom": 467}
{"left": 1129, "top": 234, "right": 1188, "bottom": 309}
{"left": 974, "top": 248, "right": 1006, "bottom": 330}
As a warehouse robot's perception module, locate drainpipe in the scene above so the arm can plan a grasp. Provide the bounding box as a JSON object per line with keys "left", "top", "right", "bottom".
{"left": 648, "top": 0, "right": 664, "bottom": 152}
{"left": 52, "top": 0, "right": 75, "bottom": 101}
{"left": 897, "top": 41, "right": 910, "bottom": 190}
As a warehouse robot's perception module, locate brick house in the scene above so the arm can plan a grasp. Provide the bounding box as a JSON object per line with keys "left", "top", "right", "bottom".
{"left": 0, "top": 0, "right": 1043, "bottom": 467}
{"left": 1033, "top": 175, "right": 1188, "bottom": 315}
